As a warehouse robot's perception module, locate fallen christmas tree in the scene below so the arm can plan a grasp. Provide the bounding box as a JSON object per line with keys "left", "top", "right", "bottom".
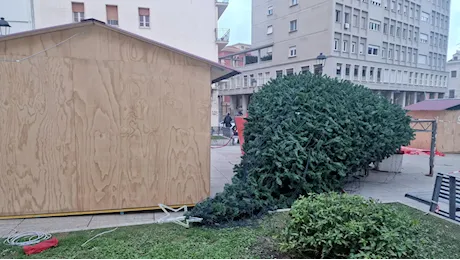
{"left": 189, "top": 73, "right": 414, "bottom": 225}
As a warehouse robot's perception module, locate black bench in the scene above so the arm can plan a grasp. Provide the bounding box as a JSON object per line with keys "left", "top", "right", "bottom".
{"left": 405, "top": 172, "right": 460, "bottom": 222}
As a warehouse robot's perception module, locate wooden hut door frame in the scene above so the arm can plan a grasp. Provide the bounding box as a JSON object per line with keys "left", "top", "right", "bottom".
{"left": 410, "top": 119, "right": 437, "bottom": 177}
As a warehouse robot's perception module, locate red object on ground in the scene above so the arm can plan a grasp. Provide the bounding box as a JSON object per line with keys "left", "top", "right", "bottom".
{"left": 400, "top": 146, "right": 445, "bottom": 157}
{"left": 234, "top": 115, "right": 247, "bottom": 155}
{"left": 23, "top": 237, "right": 58, "bottom": 255}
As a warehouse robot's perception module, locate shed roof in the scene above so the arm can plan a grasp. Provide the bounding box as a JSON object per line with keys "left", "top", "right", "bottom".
{"left": 405, "top": 99, "right": 460, "bottom": 111}
{"left": 0, "top": 19, "right": 239, "bottom": 84}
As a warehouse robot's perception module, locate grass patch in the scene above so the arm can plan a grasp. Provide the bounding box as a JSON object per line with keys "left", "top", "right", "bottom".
{"left": 1, "top": 203, "right": 460, "bottom": 259}
{"left": 211, "top": 135, "right": 227, "bottom": 140}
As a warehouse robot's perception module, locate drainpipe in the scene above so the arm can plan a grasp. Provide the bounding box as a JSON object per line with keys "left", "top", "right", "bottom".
{"left": 30, "top": 0, "right": 36, "bottom": 29}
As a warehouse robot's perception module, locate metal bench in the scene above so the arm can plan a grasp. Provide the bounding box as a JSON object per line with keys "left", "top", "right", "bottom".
{"left": 405, "top": 172, "right": 460, "bottom": 222}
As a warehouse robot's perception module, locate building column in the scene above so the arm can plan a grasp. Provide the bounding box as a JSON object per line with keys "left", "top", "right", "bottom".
{"left": 414, "top": 92, "right": 419, "bottom": 103}
{"left": 230, "top": 95, "right": 237, "bottom": 116}
{"left": 401, "top": 91, "right": 406, "bottom": 107}
{"left": 241, "top": 94, "right": 249, "bottom": 116}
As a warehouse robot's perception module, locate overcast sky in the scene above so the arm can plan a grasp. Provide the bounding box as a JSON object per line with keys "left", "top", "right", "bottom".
{"left": 219, "top": 0, "right": 460, "bottom": 58}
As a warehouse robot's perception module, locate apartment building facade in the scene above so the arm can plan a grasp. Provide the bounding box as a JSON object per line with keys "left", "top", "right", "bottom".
{"left": 219, "top": 0, "right": 450, "bottom": 114}
{"left": 446, "top": 50, "right": 460, "bottom": 98}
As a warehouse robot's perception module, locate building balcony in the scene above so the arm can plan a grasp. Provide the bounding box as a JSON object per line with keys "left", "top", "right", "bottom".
{"left": 217, "top": 74, "right": 272, "bottom": 96}
{"left": 216, "top": 0, "right": 229, "bottom": 19}
{"left": 216, "top": 28, "right": 230, "bottom": 52}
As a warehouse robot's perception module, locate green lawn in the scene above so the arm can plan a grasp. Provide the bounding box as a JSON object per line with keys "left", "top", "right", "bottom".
{"left": 211, "top": 135, "right": 228, "bottom": 140}
{"left": 1, "top": 203, "right": 460, "bottom": 259}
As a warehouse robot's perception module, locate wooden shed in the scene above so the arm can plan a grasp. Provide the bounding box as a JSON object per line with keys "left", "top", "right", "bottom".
{"left": 0, "top": 19, "right": 238, "bottom": 218}
{"left": 406, "top": 99, "right": 460, "bottom": 153}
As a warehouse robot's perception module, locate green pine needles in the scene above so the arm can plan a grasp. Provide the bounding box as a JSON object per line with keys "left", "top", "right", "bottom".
{"left": 189, "top": 73, "right": 414, "bottom": 225}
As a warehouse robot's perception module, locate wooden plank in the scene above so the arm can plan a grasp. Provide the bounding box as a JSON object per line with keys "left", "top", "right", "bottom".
{"left": 0, "top": 57, "right": 76, "bottom": 216}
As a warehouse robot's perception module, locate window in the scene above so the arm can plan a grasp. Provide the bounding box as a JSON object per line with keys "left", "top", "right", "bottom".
{"left": 368, "top": 45, "right": 379, "bottom": 56}
{"left": 343, "top": 40, "right": 348, "bottom": 52}
{"left": 396, "top": 27, "right": 401, "bottom": 37}
{"left": 72, "top": 2, "right": 85, "bottom": 22}
{"left": 397, "top": 3, "right": 402, "bottom": 13}
{"left": 353, "top": 15, "right": 358, "bottom": 27}
{"left": 301, "top": 66, "right": 310, "bottom": 74}
{"left": 345, "top": 64, "right": 351, "bottom": 76}
{"left": 265, "top": 72, "right": 270, "bottom": 83}
{"left": 401, "top": 51, "right": 405, "bottom": 61}
{"left": 139, "top": 8, "right": 150, "bottom": 28}
{"left": 382, "top": 47, "right": 386, "bottom": 58}
{"left": 314, "top": 64, "right": 323, "bottom": 75}
{"left": 403, "top": 28, "right": 407, "bottom": 39}
{"left": 351, "top": 41, "right": 356, "bottom": 53}
{"left": 420, "top": 33, "right": 428, "bottom": 43}
{"left": 449, "top": 90, "right": 456, "bottom": 98}
{"left": 268, "top": 6, "right": 273, "bottom": 15}
{"left": 334, "top": 38, "right": 339, "bottom": 51}
{"left": 106, "top": 5, "right": 119, "bottom": 26}
{"left": 371, "top": 0, "right": 382, "bottom": 6}
{"left": 361, "top": 17, "right": 367, "bottom": 29}
{"left": 290, "top": 0, "right": 298, "bottom": 6}
{"left": 418, "top": 54, "right": 427, "bottom": 64}
{"left": 438, "top": 93, "right": 444, "bottom": 99}
{"left": 354, "top": 65, "right": 359, "bottom": 77}
{"left": 391, "top": 0, "right": 395, "bottom": 10}
{"left": 289, "top": 46, "right": 297, "bottom": 57}
{"left": 390, "top": 25, "right": 395, "bottom": 35}
{"left": 336, "top": 63, "right": 342, "bottom": 76}
{"left": 289, "top": 20, "right": 297, "bottom": 32}
{"left": 389, "top": 48, "right": 393, "bottom": 59}
{"left": 404, "top": 5, "right": 408, "bottom": 15}
{"left": 395, "top": 50, "right": 399, "bottom": 60}
{"left": 344, "top": 13, "right": 350, "bottom": 24}
{"left": 336, "top": 10, "right": 341, "bottom": 23}
{"left": 383, "top": 23, "right": 388, "bottom": 34}
{"left": 369, "top": 20, "right": 381, "bottom": 31}
{"left": 276, "top": 70, "right": 283, "bottom": 78}
{"left": 429, "top": 92, "right": 435, "bottom": 99}
{"left": 267, "top": 25, "right": 273, "bottom": 34}
{"left": 362, "top": 66, "right": 367, "bottom": 78}
{"left": 451, "top": 71, "right": 457, "bottom": 78}
{"left": 421, "top": 11, "right": 430, "bottom": 22}
{"left": 359, "top": 43, "right": 364, "bottom": 54}
{"left": 286, "top": 68, "right": 294, "bottom": 76}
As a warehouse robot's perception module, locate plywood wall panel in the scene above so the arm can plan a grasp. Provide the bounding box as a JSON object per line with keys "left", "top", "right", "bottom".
{"left": 73, "top": 59, "right": 123, "bottom": 212}
{"left": 0, "top": 57, "right": 76, "bottom": 215}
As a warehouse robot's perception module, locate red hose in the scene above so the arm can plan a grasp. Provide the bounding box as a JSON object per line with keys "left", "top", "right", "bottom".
{"left": 211, "top": 137, "right": 233, "bottom": 149}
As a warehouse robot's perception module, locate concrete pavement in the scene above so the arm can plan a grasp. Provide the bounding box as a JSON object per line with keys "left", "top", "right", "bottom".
{"left": 1, "top": 144, "right": 460, "bottom": 237}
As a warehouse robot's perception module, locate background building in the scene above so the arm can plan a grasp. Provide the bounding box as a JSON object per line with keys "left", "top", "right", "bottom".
{"left": 219, "top": 0, "right": 450, "bottom": 114}
{"left": 0, "top": 0, "right": 230, "bottom": 128}
{"left": 446, "top": 50, "right": 460, "bottom": 98}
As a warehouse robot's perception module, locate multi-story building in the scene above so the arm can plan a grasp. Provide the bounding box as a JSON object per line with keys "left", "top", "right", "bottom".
{"left": 1, "top": 0, "right": 230, "bottom": 126}
{"left": 446, "top": 50, "right": 460, "bottom": 99}
{"left": 219, "top": 0, "right": 450, "bottom": 115}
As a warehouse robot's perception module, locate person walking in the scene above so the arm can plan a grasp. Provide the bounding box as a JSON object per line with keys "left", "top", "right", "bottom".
{"left": 223, "top": 113, "right": 232, "bottom": 128}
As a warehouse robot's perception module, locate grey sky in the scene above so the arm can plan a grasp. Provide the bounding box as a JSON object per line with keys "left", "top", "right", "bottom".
{"left": 220, "top": 0, "right": 460, "bottom": 58}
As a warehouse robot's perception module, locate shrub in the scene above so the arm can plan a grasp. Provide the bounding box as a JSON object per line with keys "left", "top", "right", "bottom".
{"left": 188, "top": 73, "right": 414, "bottom": 225}
{"left": 281, "top": 193, "right": 429, "bottom": 259}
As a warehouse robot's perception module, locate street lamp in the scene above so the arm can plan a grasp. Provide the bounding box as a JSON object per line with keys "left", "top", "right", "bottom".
{"left": 315, "top": 52, "right": 327, "bottom": 75}
{"left": 0, "top": 17, "right": 11, "bottom": 35}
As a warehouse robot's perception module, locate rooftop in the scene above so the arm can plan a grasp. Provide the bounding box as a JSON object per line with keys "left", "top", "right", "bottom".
{"left": 405, "top": 99, "right": 460, "bottom": 111}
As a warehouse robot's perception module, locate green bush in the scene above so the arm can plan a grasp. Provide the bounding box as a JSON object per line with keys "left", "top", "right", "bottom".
{"left": 281, "top": 193, "right": 430, "bottom": 259}
{"left": 188, "top": 73, "right": 414, "bottom": 225}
